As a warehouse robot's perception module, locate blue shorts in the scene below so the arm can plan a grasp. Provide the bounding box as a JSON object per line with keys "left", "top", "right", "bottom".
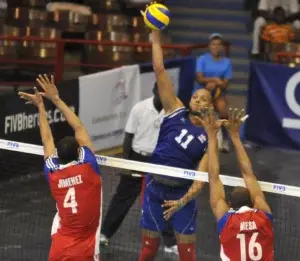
{"left": 140, "top": 175, "right": 197, "bottom": 235}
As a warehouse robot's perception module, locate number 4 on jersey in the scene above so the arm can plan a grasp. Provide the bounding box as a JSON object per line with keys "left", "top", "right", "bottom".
{"left": 63, "top": 187, "right": 78, "bottom": 214}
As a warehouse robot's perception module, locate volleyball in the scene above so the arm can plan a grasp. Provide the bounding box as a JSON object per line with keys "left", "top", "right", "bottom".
{"left": 143, "top": 3, "right": 170, "bottom": 31}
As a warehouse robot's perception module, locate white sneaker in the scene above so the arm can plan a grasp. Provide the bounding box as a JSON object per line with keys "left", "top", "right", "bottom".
{"left": 100, "top": 234, "right": 109, "bottom": 247}
{"left": 164, "top": 245, "right": 179, "bottom": 255}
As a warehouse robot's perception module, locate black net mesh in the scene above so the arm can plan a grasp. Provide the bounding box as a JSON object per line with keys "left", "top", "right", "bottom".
{"left": 0, "top": 149, "right": 300, "bottom": 261}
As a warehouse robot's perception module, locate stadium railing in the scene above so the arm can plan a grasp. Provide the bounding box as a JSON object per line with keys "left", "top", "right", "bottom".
{"left": 274, "top": 51, "right": 300, "bottom": 66}
{"left": 0, "top": 35, "right": 231, "bottom": 86}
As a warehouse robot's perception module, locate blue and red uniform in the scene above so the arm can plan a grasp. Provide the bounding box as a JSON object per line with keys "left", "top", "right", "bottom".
{"left": 141, "top": 107, "right": 208, "bottom": 235}
{"left": 218, "top": 206, "right": 274, "bottom": 261}
{"left": 45, "top": 146, "right": 102, "bottom": 261}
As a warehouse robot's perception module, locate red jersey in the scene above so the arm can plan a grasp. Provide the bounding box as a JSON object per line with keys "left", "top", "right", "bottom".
{"left": 218, "top": 206, "right": 274, "bottom": 261}
{"left": 45, "top": 146, "right": 102, "bottom": 258}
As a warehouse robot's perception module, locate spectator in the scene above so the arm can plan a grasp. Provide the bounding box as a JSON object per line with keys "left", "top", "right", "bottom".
{"left": 194, "top": 33, "right": 232, "bottom": 152}
{"left": 262, "top": 7, "right": 295, "bottom": 44}
{"left": 100, "top": 84, "right": 178, "bottom": 255}
{"left": 251, "top": 0, "right": 300, "bottom": 57}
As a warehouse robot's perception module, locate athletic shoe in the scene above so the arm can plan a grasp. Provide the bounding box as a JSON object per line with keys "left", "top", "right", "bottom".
{"left": 100, "top": 234, "right": 109, "bottom": 247}
{"left": 164, "top": 245, "right": 179, "bottom": 255}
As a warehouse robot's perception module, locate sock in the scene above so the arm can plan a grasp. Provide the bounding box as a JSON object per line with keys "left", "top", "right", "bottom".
{"left": 178, "top": 243, "right": 196, "bottom": 261}
{"left": 138, "top": 236, "right": 160, "bottom": 261}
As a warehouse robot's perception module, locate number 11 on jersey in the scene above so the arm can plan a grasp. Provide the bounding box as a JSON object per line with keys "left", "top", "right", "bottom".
{"left": 175, "top": 129, "right": 194, "bottom": 149}
{"left": 64, "top": 187, "right": 78, "bottom": 214}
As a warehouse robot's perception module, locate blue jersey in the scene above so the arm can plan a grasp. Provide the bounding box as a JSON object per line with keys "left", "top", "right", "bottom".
{"left": 150, "top": 107, "right": 207, "bottom": 187}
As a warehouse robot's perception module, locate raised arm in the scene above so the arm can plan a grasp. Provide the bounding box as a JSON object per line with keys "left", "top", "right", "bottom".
{"left": 231, "top": 134, "right": 271, "bottom": 213}
{"left": 152, "top": 30, "right": 182, "bottom": 114}
{"left": 225, "top": 109, "right": 271, "bottom": 214}
{"left": 207, "top": 131, "right": 229, "bottom": 220}
{"left": 36, "top": 75, "right": 94, "bottom": 152}
{"left": 18, "top": 88, "right": 55, "bottom": 159}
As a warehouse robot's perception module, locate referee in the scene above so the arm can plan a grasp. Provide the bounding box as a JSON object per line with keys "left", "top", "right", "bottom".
{"left": 100, "top": 84, "right": 178, "bottom": 255}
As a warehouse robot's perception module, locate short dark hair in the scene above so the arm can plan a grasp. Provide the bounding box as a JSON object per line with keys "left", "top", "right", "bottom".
{"left": 56, "top": 136, "right": 80, "bottom": 164}
{"left": 229, "top": 186, "right": 253, "bottom": 209}
{"left": 274, "top": 6, "right": 285, "bottom": 15}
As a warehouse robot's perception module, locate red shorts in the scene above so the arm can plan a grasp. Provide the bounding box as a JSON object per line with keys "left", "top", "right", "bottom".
{"left": 49, "top": 234, "right": 100, "bottom": 261}
{"left": 48, "top": 254, "right": 99, "bottom": 261}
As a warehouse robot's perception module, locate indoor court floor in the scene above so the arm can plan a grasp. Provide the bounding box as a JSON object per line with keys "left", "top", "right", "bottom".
{"left": 0, "top": 145, "right": 300, "bottom": 261}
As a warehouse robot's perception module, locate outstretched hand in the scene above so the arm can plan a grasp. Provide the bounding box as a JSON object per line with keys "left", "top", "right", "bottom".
{"left": 196, "top": 107, "right": 225, "bottom": 136}
{"left": 36, "top": 74, "right": 59, "bottom": 102}
{"left": 18, "top": 87, "right": 44, "bottom": 107}
{"left": 223, "top": 108, "right": 248, "bottom": 136}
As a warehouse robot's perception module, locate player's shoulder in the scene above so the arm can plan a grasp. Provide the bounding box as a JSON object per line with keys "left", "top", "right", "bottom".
{"left": 45, "top": 155, "right": 60, "bottom": 171}
{"left": 164, "top": 106, "right": 187, "bottom": 120}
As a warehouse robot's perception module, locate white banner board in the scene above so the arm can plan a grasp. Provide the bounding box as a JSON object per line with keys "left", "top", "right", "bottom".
{"left": 79, "top": 65, "right": 140, "bottom": 151}
{"left": 140, "top": 68, "right": 180, "bottom": 100}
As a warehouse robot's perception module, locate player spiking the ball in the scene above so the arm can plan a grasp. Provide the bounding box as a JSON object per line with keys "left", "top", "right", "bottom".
{"left": 138, "top": 2, "right": 213, "bottom": 261}
{"left": 198, "top": 107, "right": 274, "bottom": 261}
{"left": 18, "top": 75, "right": 102, "bottom": 261}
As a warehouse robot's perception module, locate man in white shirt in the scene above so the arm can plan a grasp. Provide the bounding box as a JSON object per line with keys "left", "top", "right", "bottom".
{"left": 100, "top": 84, "right": 178, "bottom": 255}
{"left": 251, "top": 0, "right": 300, "bottom": 56}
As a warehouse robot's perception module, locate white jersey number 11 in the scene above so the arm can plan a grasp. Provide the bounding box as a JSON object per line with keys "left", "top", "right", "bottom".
{"left": 63, "top": 187, "right": 78, "bottom": 214}
{"left": 175, "top": 129, "right": 194, "bottom": 149}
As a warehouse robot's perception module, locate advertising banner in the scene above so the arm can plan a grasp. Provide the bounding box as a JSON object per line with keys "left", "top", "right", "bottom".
{"left": 246, "top": 62, "right": 300, "bottom": 150}
{"left": 79, "top": 65, "right": 140, "bottom": 151}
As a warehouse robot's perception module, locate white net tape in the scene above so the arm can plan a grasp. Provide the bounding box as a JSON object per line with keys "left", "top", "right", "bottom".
{"left": 1, "top": 138, "right": 300, "bottom": 198}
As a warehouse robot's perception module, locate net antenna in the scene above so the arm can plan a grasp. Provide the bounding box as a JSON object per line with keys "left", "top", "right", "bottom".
{"left": 1, "top": 139, "right": 300, "bottom": 198}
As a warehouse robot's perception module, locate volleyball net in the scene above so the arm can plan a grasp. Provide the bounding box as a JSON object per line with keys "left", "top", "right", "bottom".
{"left": 0, "top": 139, "right": 300, "bottom": 261}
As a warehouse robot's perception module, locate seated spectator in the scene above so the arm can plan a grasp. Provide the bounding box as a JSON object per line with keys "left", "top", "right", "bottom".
{"left": 251, "top": 0, "right": 300, "bottom": 57}
{"left": 262, "top": 7, "right": 295, "bottom": 44}
{"left": 194, "top": 33, "right": 232, "bottom": 153}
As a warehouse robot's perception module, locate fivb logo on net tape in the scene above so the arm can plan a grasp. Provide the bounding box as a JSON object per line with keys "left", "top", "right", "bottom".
{"left": 183, "top": 170, "right": 196, "bottom": 178}
{"left": 6, "top": 141, "right": 20, "bottom": 149}
{"left": 273, "top": 184, "right": 286, "bottom": 192}
{"left": 96, "top": 155, "right": 108, "bottom": 164}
